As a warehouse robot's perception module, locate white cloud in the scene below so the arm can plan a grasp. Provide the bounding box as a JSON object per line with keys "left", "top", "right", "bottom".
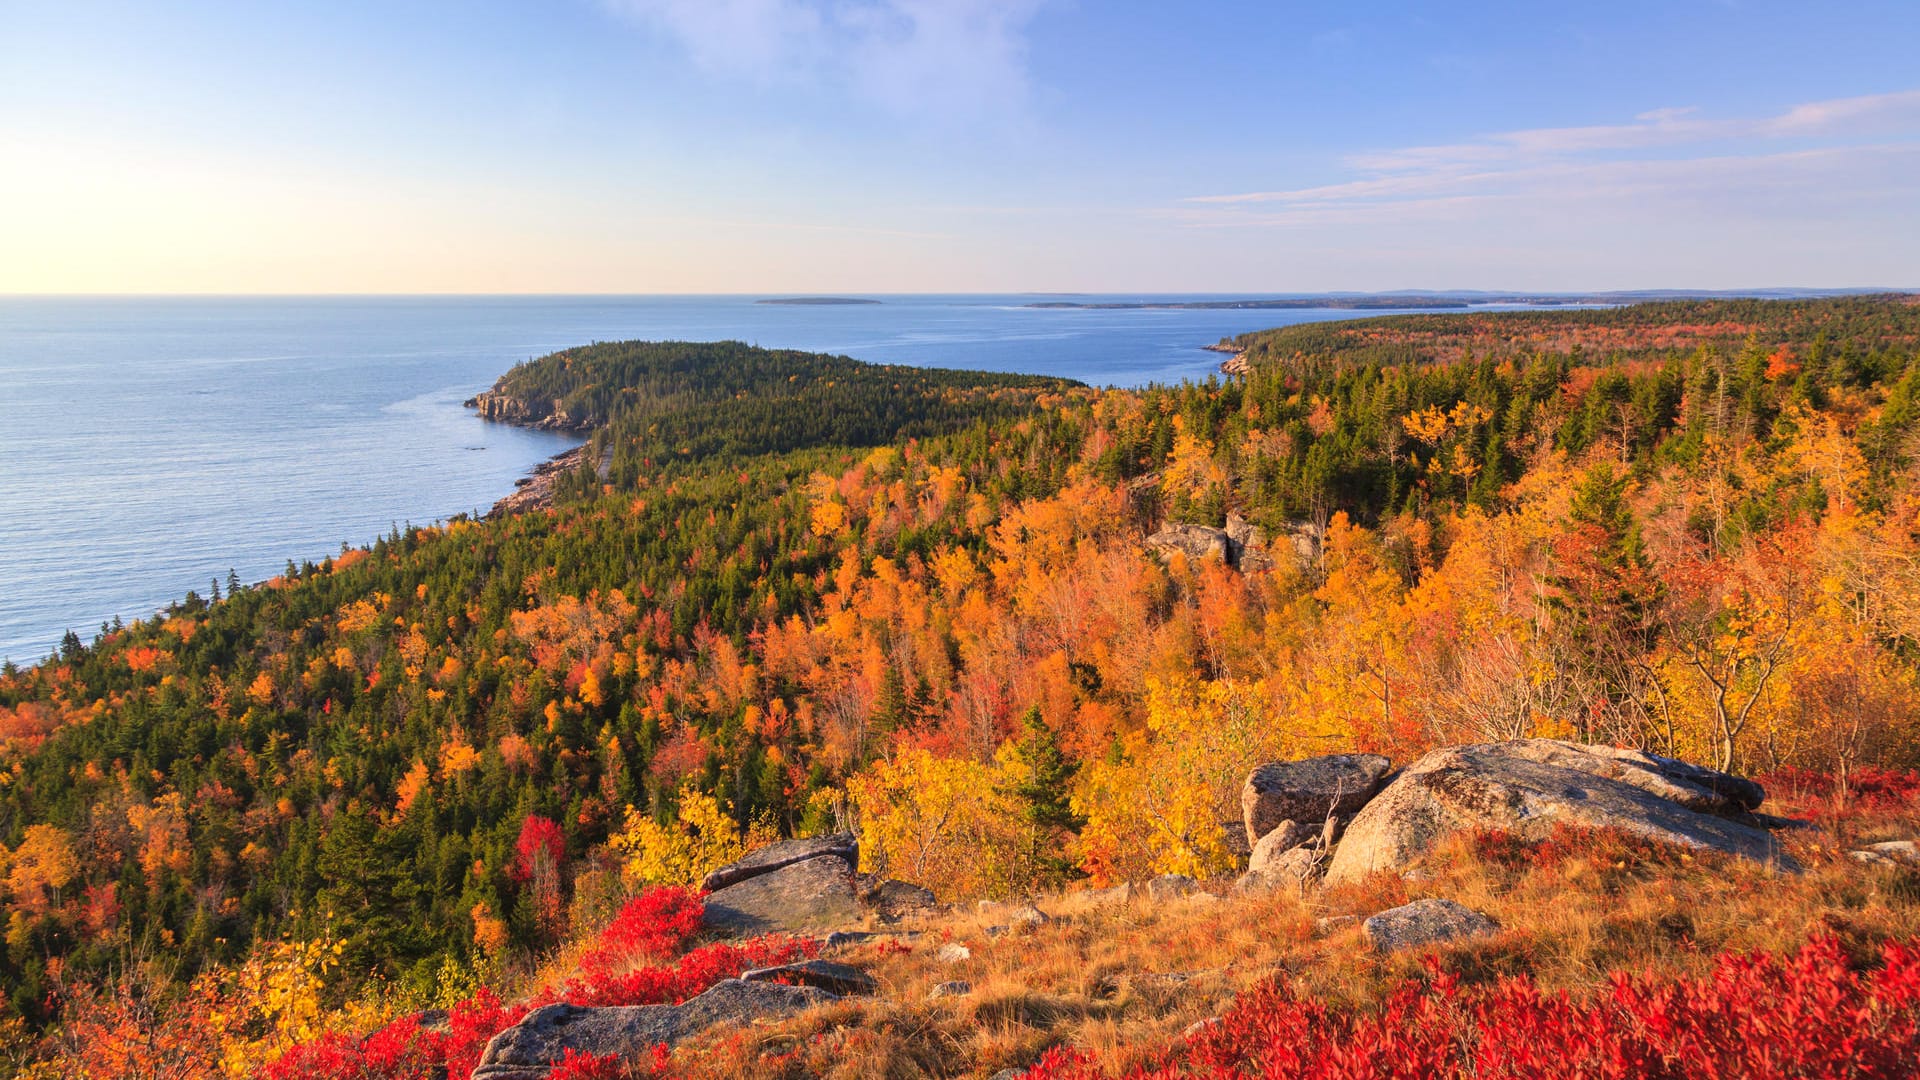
{"left": 601, "top": 0, "right": 1048, "bottom": 118}
{"left": 1178, "top": 89, "right": 1920, "bottom": 230}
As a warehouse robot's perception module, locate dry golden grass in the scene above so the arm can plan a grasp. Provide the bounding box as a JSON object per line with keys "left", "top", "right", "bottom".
{"left": 667, "top": 821, "right": 1920, "bottom": 1080}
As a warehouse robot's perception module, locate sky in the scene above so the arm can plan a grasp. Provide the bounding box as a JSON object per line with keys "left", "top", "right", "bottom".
{"left": 2, "top": 0, "right": 1918, "bottom": 294}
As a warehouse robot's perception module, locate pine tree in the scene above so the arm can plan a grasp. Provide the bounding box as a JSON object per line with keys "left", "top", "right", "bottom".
{"left": 1003, "top": 706, "right": 1086, "bottom": 886}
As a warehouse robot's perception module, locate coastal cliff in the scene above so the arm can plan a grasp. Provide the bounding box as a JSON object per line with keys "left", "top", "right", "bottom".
{"left": 464, "top": 387, "right": 599, "bottom": 433}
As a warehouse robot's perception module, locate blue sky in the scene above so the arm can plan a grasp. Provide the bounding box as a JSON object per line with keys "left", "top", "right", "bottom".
{"left": 2, "top": 0, "right": 1917, "bottom": 292}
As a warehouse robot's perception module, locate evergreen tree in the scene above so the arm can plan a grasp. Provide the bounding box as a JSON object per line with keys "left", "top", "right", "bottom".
{"left": 1003, "top": 706, "right": 1086, "bottom": 886}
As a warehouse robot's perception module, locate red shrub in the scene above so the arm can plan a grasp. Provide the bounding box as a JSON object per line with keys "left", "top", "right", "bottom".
{"left": 549, "top": 1046, "right": 673, "bottom": 1079}
{"left": 578, "top": 888, "right": 709, "bottom": 972}
{"left": 1025, "top": 934, "right": 1920, "bottom": 1080}
{"left": 1759, "top": 766, "right": 1920, "bottom": 820}
{"left": 259, "top": 888, "right": 812, "bottom": 1080}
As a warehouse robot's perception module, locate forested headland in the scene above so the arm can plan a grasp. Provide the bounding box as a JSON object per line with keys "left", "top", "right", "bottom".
{"left": 4, "top": 297, "right": 1920, "bottom": 1073}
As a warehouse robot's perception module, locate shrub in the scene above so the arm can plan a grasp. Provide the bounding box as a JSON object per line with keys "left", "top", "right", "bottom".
{"left": 1024, "top": 934, "right": 1920, "bottom": 1080}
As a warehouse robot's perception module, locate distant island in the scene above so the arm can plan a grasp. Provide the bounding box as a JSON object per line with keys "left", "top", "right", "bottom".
{"left": 757, "top": 297, "right": 882, "bottom": 305}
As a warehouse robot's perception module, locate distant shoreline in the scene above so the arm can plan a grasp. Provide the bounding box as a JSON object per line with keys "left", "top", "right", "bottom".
{"left": 757, "top": 297, "right": 881, "bottom": 306}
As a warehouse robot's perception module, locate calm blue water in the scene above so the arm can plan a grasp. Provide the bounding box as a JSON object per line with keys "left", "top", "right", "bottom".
{"left": 0, "top": 294, "right": 1427, "bottom": 664}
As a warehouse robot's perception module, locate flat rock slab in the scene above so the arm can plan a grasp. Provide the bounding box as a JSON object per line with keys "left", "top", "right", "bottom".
{"left": 1852, "top": 840, "right": 1920, "bottom": 867}
{"left": 700, "top": 833, "right": 857, "bottom": 893}
{"left": 703, "top": 853, "right": 863, "bottom": 936}
{"left": 471, "top": 980, "right": 834, "bottom": 1079}
{"left": 740, "top": 959, "right": 877, "bottom": 996}
{"left": 1363, "top": 899, "right": 1497, "bottom": 952}
{"left": 1324, "top": 740, "right": 1794, "bottom": 886}
{"left": 1243, "top": 754, "right": 1392, "bottom": 847}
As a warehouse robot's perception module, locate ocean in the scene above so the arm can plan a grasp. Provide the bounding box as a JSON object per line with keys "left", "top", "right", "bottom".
{"left": 0, "top": 294, "right": 1432, "bottom": 664}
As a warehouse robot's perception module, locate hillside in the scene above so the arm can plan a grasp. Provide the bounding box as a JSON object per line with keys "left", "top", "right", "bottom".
{"left": 5, "top": 298, "right": 1920, "bottom": 1075}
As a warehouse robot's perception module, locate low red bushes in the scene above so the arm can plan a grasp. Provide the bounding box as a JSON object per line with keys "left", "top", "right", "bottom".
{"left": 1760, "top": 766, "right": 1920, "bottom": 821}
{"left": 260, "top": 887, "right": 811, "bottom": 1080}
{"left": 1026, "top": 934, "right": 1920, "bottom": 1080}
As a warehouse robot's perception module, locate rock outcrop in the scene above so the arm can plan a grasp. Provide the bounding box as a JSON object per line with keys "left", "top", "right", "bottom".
{"left": 1242, "top": 754, "right": 1393, "bottom": 848}
{"left": 860, "top": 877, "right": 939, "bottom": 920}
{"left": 700, "top": 833, "right": 857, "bottom": 893}
{"left": 471, "top": 980, "right": 834, "bottom": 1079}
{"left": 1146, "top": 523, "right": 1232, "bottom": 563}
{"left": 1324, "top": 740, "right": 1793, "bottom": 886}
{"left": 1145, "top": 512, "right": 1275, "bottom": 572}
{"left": 703, "top": 851, "right": 864, "bottom": 935}
{"left": 466, "top": 388, "right": 596, "bottom": 433}
{"left": 739, "top": 959, "right": 877, "bottom": 996}
{"left": 1362, "top": 899, "right": 1498, "bottom": 952}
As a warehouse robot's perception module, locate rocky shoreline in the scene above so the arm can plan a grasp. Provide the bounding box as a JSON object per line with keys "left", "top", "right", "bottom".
{"left": 465, "top": 385, "right": 604, "bottom": 516}
{"left": 1205, "top": 341, "right": 1250, "bottom": 376}
{"left": 485, "top": 442, "right": 593, "bottom": 517}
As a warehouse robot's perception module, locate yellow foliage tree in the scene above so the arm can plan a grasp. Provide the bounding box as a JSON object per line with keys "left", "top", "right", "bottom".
{"left": 609, "top": 785, "right": 763, "bottom": 888}
{"left": 847, "top": 748, "right": 1028, "bottom": 898}
{"left": 1075, "top": 676, "right": 1290, "bottom": 882}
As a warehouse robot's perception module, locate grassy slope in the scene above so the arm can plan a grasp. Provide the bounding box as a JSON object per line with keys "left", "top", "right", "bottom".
{"left": 665, "top": 784, "right": 1920, "bottom": 1078}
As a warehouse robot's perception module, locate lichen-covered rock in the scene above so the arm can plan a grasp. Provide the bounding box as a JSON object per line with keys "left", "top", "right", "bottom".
{"left": 703, "top": 853, "right": 862, "bottom": 935}
{"left": 1362, "top": 898, "right": 1497, "bottom": 952}
{"left": 470, "top": 980, "right": 834, "bottom": 1079}
{"left": 1147, "top": 523, "right": 1232, "bottom": 563}
{"left": 860, "top": 878, "right": 938, "bottom": 920}
{"left": 1242, "top": 754, "right": 1392, "bottom": 847}
{"left": 1247, "top": 819, "right": 1317, "bottom": 872}
{"left": 1225, "top": 512, "right": 1272, "bottom": 572}
{"left": 699, "top": 833, "right": 857, "bottom": 893}
{"left": 1237, "top": 845, "right": 1323, "bottom": 894}
{"left": 740, "top": 959, "right": 877, "bottom": 996}
{"left": 1852, "top": 840, "right": 1920, "bottom": 867}
{"left": 1146, "top": 874, "right": 1198, "bottom": 901}
{"left": 1325, "top": 740, "right": 1793, "bottom": 886}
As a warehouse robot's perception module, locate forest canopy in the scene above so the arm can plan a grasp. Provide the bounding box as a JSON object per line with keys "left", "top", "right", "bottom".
{"left": 4, "top": 298, "right": 1920, "bottom": 1065}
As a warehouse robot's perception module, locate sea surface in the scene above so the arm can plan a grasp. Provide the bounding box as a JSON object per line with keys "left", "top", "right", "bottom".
{"left": 0, "top": 294, "right": 1441, "bottom": 664}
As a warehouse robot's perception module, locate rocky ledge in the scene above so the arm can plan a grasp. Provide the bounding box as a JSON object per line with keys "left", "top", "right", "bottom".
{"left": 466, "top": 388, "right": 598, "bottom": 434}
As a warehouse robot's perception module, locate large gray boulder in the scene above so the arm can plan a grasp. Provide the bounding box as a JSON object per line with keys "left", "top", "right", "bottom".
{"left": 471, "top": 980, "right": 833, "bottom": 1079}
{"left": 1243, "top": 754, "right": 1392, "bottom": 847}
{"left": 699, "top": 833, "right": 857, "bottom": 893}
{"left": 703, "top": 853, "right": 863, "bottom": 935}
{"left": 1362, "top": 898, "right": 1497, "bottom": 952}
{"left": 1324, "top": 740, "right": 1793, "bottom": 886}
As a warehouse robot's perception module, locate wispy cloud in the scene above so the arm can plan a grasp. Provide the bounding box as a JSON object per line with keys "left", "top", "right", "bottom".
{"left": 1184, "top": 89, "right": 1920, "bottom": 225}
{"left": 601, "top": 0, "right": 1049, "bottom": 118}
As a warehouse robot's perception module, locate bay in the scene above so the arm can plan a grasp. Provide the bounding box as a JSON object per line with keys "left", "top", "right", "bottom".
{"left": 0, "top": 294, "right": 1429, "bottom": 664}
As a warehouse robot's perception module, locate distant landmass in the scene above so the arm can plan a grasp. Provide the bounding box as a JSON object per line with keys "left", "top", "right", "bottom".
{"left": 1028, "top": 298, "right": 1471, "bottom": 310}
{"left": 757, "top": 297, "right": 882, "bottom": 305}
{"left": 1026, "top": 288, "right": 1911, "bottom": 311}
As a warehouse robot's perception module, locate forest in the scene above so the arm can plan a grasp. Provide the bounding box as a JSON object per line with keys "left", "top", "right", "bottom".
{"left": 2, "top": 295, "right": 1920, "bottom": 1073}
